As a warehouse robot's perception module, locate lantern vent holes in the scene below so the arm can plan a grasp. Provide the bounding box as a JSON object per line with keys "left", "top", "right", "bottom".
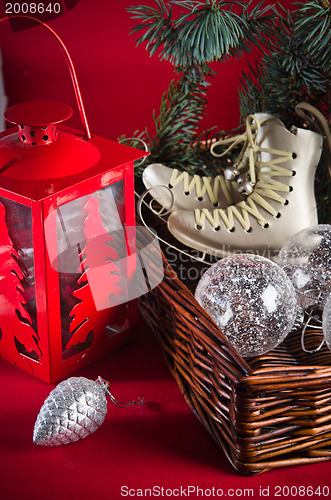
{"left": 17, "top": 123, "right": 58, "bottom": 145}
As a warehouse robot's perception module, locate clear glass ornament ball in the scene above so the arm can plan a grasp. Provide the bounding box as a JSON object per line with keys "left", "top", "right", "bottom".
{"left": 195, "top": 254, "right": 297, "bottom": 358}
{"left": 322, "top": 292, "right": 331, "bottom": 352}
{"left": 277, "top": 224, "right": 331, "bottom": 310}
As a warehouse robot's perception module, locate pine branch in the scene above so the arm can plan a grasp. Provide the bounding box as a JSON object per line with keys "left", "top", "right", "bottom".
{"left": 129, "top": 1, "right": 277, "bottom": 66}
{"left": 170, "top": 2, "right": 248, "bottom": 65}
{"left": 225, "top": 1, "right": 280, "bottom": 59}
{"left": 239, "top": 1, "right": 331, "bottom": 128}
{"left": 128, "top": 0, "right": 182, "bottom": 63}
{"left": 127, "top": 0, "right": 331, "bottom": 221}
{"left": 294, "top": 0, "right": 331, "bottom": 69}
{"left": 127, "top": 0, "right": 277, "bottom": 176}
{"left": 239, "top": 0, "right": 331, "bottom": 222}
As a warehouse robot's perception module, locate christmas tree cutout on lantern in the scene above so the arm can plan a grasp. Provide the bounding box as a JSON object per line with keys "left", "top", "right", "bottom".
{"left": 0, "top": 200, "right": 40, "bottom": 370}
{"left": 66, "top": 193, "right": 124, "bottom": 350}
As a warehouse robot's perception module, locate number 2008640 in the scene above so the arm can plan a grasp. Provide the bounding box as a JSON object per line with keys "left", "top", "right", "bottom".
{"left": 5, "top": 3, "right": 61, "bottom": 14}
{"left": 274, "top": 485, "right": 329, "bottom": 497}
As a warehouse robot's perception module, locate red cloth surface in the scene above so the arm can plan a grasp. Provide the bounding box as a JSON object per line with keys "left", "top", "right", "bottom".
{"left": 0, "top": 314, "right": 330, "bottom": 500}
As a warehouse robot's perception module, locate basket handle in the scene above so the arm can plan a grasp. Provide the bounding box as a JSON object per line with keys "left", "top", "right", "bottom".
{"left": 0, "top": 14, "right": 91, "bottom": 140}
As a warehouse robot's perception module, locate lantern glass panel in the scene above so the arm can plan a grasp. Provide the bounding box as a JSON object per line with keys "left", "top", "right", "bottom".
{"left": 52, "top": 180, "right": 130, "bottom": 360}
{"left": 0, "top": 196, "right": 38, "bottom": 361}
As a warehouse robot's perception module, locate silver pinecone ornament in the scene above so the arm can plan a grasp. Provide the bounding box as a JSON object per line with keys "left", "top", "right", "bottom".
{"left": 33, "top": 376, "right": 143, "bottom": 446}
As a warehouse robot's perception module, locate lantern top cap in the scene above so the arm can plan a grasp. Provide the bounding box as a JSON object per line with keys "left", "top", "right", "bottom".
{"left": 4, "top": 100, "right": 73, "bottom": 126}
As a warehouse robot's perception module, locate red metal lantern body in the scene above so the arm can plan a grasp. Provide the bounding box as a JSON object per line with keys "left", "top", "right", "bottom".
{"left": 0, "top": 99, "right": 146, "bottom": 383}
{"left": 0, "top": 15, "right": 149, "bottom": 383}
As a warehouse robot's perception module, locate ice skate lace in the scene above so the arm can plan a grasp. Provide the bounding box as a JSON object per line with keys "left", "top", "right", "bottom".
{"left": 211, "top": 114, "right": 268, "bottom": 186}
{"left": 168, "top": 169, "right": 234, "bottom": 206}
{"left": 194, "top": 117, "right": 294, "bottom": 231}
{"left": 168, "top": 116, "right": 261, "bottom": 206}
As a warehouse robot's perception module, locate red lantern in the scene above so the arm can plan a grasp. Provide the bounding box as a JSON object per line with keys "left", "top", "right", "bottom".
{"left": 0, "top": 16, "right": 147, "bottom": 383}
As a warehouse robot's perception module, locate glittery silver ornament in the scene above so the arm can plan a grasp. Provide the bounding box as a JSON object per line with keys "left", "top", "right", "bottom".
{"left": 195, "top": 254, "right": 297, "bottom": 358}
{"left": 277, "top": 224, "right": 331, "bottom": 311}
{"left": 33, "top": 376, "right": 143, "bottom": 446}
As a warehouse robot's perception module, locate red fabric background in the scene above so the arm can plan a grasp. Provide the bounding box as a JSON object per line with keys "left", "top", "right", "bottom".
{"left": 1, "top": 315, "right": 331, "bottom": 500}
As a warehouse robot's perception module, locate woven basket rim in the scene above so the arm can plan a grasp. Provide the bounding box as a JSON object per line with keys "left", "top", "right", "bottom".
{"left": 166, "top": 248, "right": 331, "bottom": 367}
{"left": 137, "top": 221, "right": 331, "bottom": 474}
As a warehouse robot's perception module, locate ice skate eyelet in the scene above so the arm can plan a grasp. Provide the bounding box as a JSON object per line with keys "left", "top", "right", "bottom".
{"left": 228, "top": 227, "right": 235, "bottom": 233}
{"left": 184, "top": 192, "right": 190, "bottom": 196}
{"left": 168, "top": 183, "right": 173, "bottom": 189}
{"left": 262, "top": 223, "right": 269, "bottom": 229}
{"left": 213, "top": 226, "right": 220, "bottom": 232}
{"left": 292, "top": 152, "right": 297, "bottom": 159}
{"left": 195, "top": 224, "right": 202, "bottom": 231}
{"left": 245, "top": 227, "right": 252, "bottom": 233}
{"left": 283, "top": 199, "right": 289, "bottom": 206}
{"left": 291, "top": 170, "right": 296, "bottom": 176}
{"left": 289, "top": 186, "right": 293, "bottom": 192}
{"left": 275, "top": 212, "right": 281, "bottom": 219}
{"left": 213, "top": 202, "right": 219, "bottom": 207}
{"left": 198, "top": 197, "right": 203, "bottom": 202}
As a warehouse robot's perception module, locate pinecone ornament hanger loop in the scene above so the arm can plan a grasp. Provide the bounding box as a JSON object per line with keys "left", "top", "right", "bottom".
{"left": 96, "top": 376, "right": 145, "bottom": 408}
{"left": 33, "top": 376, "right": 144, "bottom": 446}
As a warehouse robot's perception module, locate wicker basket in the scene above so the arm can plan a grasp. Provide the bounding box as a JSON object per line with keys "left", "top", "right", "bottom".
{"left": 137, "top": 214, "right": 331, "bottom": 475}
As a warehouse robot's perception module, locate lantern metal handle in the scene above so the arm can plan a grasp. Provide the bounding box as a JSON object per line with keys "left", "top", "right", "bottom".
{"left": 0, "top": 14, "right": 91, "bottom": 140}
